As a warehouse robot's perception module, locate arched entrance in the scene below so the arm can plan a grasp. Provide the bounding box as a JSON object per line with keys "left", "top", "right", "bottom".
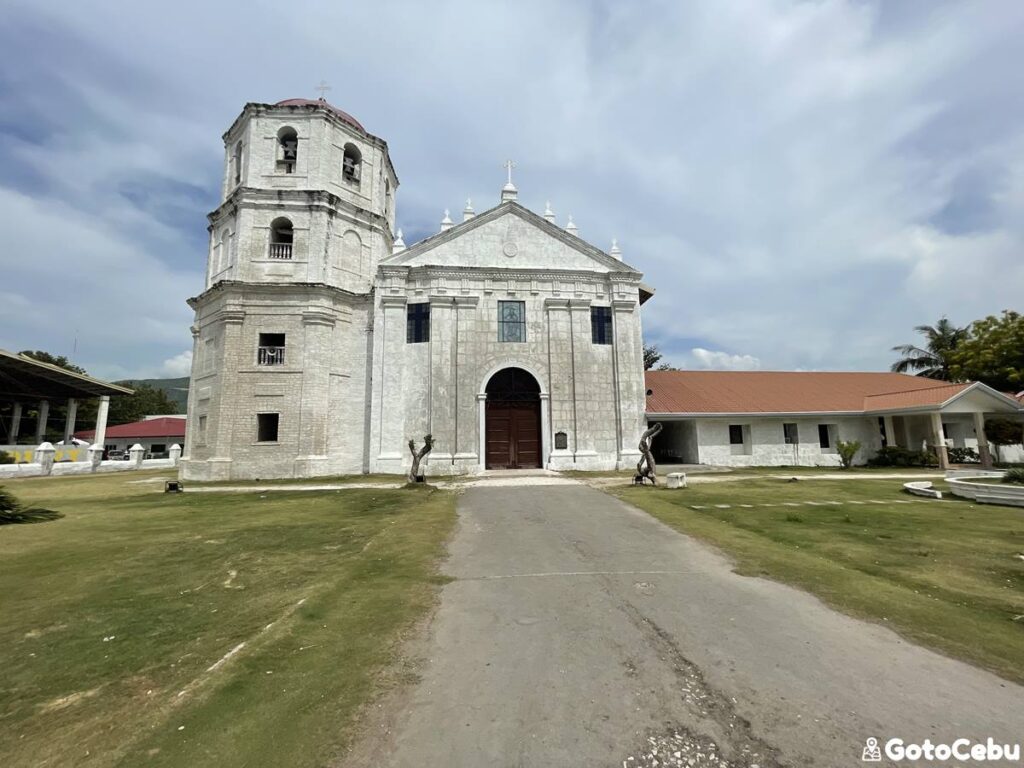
{"left": 484, "top": 367, "right": 542, "bottom": 469}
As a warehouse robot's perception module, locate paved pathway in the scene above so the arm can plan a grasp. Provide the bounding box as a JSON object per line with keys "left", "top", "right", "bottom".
{"left": 343, "top": 484, "right": 1023, "bottom": 768}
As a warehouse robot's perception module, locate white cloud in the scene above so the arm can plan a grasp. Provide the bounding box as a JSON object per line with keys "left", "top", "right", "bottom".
{"left": 3, "top": 0, "right": 1024, "bottom": 376}
{"left": 688, "top": 348, "right": 762, "bottom": 371}
{"left": 159, "top": 350, "right": 193, "bottom": 378}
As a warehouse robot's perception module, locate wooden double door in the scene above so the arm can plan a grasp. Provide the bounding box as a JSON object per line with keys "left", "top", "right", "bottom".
{"left": 485, "top": 399, "right": 541, "bottom": 469}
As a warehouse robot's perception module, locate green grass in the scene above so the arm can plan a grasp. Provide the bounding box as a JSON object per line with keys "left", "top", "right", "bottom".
{"left": 0, "top": 470, "right": 456, "bottom": 768}
{"left": 184, "top": 472, "right": 402, "bottom": 487}
{"left": 612, "top": 478, "right": 1024, "bottom": 683}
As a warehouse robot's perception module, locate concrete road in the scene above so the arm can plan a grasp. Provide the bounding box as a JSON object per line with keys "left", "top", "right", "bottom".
{"left": 343, "top": 485, "right": 1024, "bottom": 767}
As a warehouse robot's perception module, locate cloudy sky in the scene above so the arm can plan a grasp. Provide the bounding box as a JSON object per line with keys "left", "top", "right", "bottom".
{"left": 2, "top": 0, "right": 1022, "bottom": 380}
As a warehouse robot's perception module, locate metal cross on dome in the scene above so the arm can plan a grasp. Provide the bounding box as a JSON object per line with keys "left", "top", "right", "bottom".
{"left": 504, "top": 159, "right": 515, "bottom": 185}
{"left": 315, "top": 80, "right": 331, "bottom": 100}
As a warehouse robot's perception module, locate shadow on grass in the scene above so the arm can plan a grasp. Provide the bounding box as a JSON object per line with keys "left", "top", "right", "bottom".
{"left": 0, "top": 507, "right": 64, "bottom": 525}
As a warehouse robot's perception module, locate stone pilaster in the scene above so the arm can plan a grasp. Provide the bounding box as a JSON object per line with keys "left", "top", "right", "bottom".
{"left": 376, "top": 295, "right": 408, "bottom": 469}
{"left": 293, "top": 309, "right": 336, "bottom": 476}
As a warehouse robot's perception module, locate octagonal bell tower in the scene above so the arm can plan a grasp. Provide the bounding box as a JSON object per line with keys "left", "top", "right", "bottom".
{"left": 181, "top": 97, "right": 399, "bottom": 481}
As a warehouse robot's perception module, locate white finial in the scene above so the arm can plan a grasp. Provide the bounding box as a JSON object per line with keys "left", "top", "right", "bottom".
{"left": 315, "top": 80, "right": 331, "bottom": 101}
{"left": 610, "top": 238, "right": 622, "bottom": 259}
{"left": 501, "top": 160, "right": 518, "bottom": 202}
{"left": 392, "top": 228, "right": 406, "bottom": 254}
{"left": 565, "top": 214, "right": 578, "bottom": 236}
{"left": 543, "top": 201, "right": 555, "bottom": 224}
{"left": 440, "top": 209, "right": 454, "bottom": 231}
{"left": 463, "top": 198, "right": 475, "bottom": 221}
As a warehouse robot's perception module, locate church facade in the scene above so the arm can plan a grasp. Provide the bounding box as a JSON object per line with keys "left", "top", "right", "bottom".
{"left": 180, "top": 98, "right": 651, "bottom": 480}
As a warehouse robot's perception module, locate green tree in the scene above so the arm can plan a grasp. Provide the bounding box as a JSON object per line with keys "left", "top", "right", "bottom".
{"left": 643, "top": 344, "right": 679, "bottom": 371}
{"left": 890, "top": 317, "right": 967, "bottom": 380}
{"left": 643, "top": 344, "right": 663, "bottom": 371}
{"left": 18, "top": 350, "right": 87, "bottom": 375}
{"left": 107, "top": 383, "right": 177, "bottom": 426}
{"left": 948, "top": 311, "right": 1024, "bottom": 393}
{"left": 984, "top": 418, "right": 1023, "bottom": 464}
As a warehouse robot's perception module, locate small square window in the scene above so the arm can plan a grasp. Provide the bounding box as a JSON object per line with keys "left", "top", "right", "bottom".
{"left": 591, "top": 306, "right": 613, "bottom": 345}
{"left": 257, "top": 413, "right": 279, "bottom": 443}
{"left": 498, "top": 300, "right": 526, "bottom": 342}
{"left": 783, "top": 423, "right": 798, "bottom": 445}
{"left": 407, "top": 303, "right": 430, "bottom": 343}
{"left": 729, "top": 425, "right": 745, "bottom": 445}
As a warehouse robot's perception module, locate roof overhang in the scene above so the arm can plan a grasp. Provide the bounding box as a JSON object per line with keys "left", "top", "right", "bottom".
{"left": 0, "top": 349, "right": 133, "bottom": 402}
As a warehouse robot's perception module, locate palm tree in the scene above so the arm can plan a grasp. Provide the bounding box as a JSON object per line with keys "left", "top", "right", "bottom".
{"left": 890, "top": 317, "right": 967, "bottom": 380}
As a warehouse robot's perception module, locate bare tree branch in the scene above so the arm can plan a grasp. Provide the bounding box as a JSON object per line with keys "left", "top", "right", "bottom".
{"left": 408, "top": 434, "right": 434, "bottom": 483}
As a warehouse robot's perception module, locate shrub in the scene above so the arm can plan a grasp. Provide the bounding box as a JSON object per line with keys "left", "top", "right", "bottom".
{"left": 0, "top": 450, "right": 14, "bottom": 465}
{"left": 947, "top": 447, "right": 980, "bottom": 464}
{"left": 0, "top": 486, "right": 18, "bottom": 514}
{"left": 836, "top": 440, "right": 861, "bottom": 469}
{"left": 867, "top": 446, "right": 938, "bottom": 468}
{"left": 1002, "top": 468, "right": 1024, "bottom": 486}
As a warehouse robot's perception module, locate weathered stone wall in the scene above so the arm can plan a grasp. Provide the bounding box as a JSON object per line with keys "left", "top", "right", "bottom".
{"left": 180, "top": 285, "right": 372, "bottom": 481}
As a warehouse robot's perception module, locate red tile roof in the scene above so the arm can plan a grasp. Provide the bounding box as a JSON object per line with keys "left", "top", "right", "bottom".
{"left": 76, "top": 417, "right": 185, "bottom": 440}
{"left": 645, "top": 371, "right": 976, "bottom": 415}
{"left": 275, "top": 98, "right": 365, "bottom": 132}
{"left": 862, "top": 383, "right": 971, "bottom": 411}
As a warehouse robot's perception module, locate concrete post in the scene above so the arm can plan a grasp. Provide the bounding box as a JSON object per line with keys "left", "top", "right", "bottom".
{"left": 94, "top": 396, "right": 110, "bottom": 448}
{"left": 36, "top": 441, "right": 55, "bottom": 476}
{"left": 539, "top": 392, "right": 551, "bottom": 469}
{"left": 973, "top": 411, "right": 993, "bottom": 468}
{"left": 169, "top": 444, "right": 182, "bottom": 465}
{"left": 35, "top": 400, "right": 50, "bottom": 444}
{"left": 8, "top": 402, "right": 22, "bottom": 443}
{"left": 63, "top": 398, "right": 78, "bottom": 445}
{"left": 929, "top": 412, "right": 949, "bottom": 470}
{"left": 87, "top": 443, "right": 104, "bottom": 471}
{"left": 477, "top": 393, "right": 487, "bottom": 471}
{"left": 129, "top": 443, "right": 146, "bottom": 468}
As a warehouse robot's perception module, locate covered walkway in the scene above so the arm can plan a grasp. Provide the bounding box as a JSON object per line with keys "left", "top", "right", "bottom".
{"left": 0, "top": 349, "right": 132, "bottom": 461}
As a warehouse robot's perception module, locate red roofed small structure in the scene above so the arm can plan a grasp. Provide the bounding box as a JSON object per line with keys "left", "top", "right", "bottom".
{"left": 77, "top": 417, "right": 185, "bottom": 459}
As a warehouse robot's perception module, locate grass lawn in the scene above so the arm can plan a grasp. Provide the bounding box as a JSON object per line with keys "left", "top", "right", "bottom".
{"left": 612, "top": 477, "right": 1024, "bottom": 683}
{"left": 0, "top": 470, "right": 456, "bottom": 768}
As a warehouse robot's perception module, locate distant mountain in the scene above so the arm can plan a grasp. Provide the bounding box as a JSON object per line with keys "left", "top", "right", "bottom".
{"left": 120, "top": 376, "right": 190, "bottom": 411}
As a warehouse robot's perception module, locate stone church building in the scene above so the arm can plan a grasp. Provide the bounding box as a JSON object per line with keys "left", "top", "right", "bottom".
{"left": 180, "top": 97, "right": 651, "bottom": 480}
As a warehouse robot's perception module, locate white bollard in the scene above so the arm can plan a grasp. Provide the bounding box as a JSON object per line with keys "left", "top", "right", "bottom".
{"left": 169, "top": 444, "right": 182, "bottom": 466}
{"left": 129, "top": 443, "right": 146, "bottom": 469}
{"left": 87, "top": 443, "right": 104, "bottom": 472}
{"left": 36, "top": 442, "right": 56, "bottom": 476}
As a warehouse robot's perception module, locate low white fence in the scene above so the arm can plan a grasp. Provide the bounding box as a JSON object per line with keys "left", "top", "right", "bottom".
{"left": 945, "top": 470, "right": 1024, "bottom": 508}
{"left": 0, "top": 442, "right": 181, "bottom": 479}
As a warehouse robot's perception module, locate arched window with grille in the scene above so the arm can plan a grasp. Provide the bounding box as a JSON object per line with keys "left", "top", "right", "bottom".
{"left": 269, "top": 217, "right": 293, "bottom": 260}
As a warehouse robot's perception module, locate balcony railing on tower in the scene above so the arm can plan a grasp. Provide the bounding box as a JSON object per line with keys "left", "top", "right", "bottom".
{"left": 268, "top": 243, "right": 293, "bottom": 260}
{"left": 257, "top": 346, "right": 286, "bottom": 366}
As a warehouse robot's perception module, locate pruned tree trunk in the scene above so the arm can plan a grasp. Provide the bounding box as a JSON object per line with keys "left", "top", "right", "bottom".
{"left": 408, "top": 434, "right": 434, "bottom": 483}
{"left": 636, "top": 422, "right": 663, "bottom": 485}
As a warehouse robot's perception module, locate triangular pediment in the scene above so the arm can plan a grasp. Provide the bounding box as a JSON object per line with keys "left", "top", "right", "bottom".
{"left": 381, "top": 201, "right": 640, "bottom": 275}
